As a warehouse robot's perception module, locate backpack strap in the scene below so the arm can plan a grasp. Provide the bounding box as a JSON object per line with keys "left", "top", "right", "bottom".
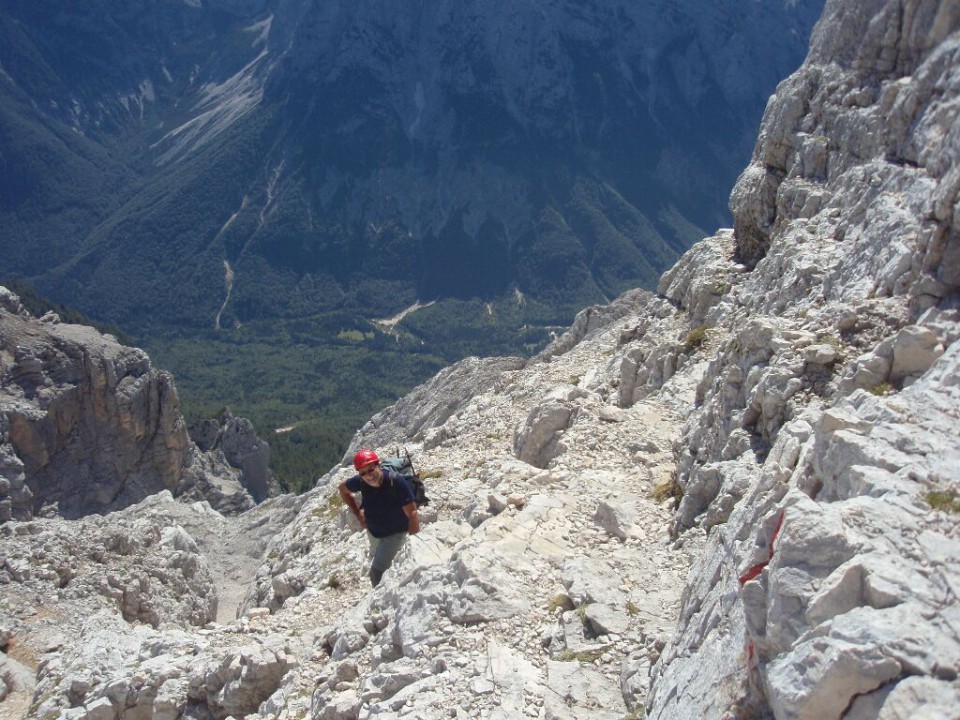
{"left": 384, "top": 468, "right": 412, "bottom": 504}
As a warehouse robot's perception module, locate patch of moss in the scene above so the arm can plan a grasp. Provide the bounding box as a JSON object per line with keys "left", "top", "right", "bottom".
{"left": 554, "top": 647, "right": 606, "bottom": 663}
{"left": 815, "top": 332, "right": 846, "bottom": 361}
{"left": 652, "top": 472, "right": 683, "bottom": 507}
{"left": 547, "top": 594, "right": 571, "bottom": 613}
{"left": 313, "top": 493, "right": 343, "bottom": 520}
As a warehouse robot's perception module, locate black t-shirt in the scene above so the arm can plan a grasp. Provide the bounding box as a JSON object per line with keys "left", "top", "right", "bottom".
{"left": 345, "top": 468, "right": 415, "bottom": 538}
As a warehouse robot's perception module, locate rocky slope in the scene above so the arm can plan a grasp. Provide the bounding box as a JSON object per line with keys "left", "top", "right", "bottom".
{"left": 649, "top": 0, "right": 960, "bottom": 716}
{"left": 1, "top": 0, "right": 959, "bottom": 718}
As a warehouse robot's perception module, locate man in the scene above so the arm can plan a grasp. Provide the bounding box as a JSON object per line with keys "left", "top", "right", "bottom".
{"left": 338, "top": 449, "right": 420, "bottom": 587}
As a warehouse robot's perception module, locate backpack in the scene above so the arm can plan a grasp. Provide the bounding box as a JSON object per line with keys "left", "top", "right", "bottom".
{"left": 381, "top": 448, "right": 430, "bottom": 507}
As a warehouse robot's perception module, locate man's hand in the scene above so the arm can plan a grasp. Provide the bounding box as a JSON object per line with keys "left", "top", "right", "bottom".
{"left": 402, "top": 502, "right": 420, "bottom": 535}
{"left": 338, "top": 481, "right": 365, "bottom": 530}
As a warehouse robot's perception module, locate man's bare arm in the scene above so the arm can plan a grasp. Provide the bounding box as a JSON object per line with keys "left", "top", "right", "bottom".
{"left": 402, "top": 502, "right": 420, "bottom": 534}
{"left": 338, "top": 482, "right": 365, "bottom": 528}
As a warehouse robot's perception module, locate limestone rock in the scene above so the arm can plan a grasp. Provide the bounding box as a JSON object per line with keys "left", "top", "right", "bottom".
{"left": 544, "top": 660, "right": 626, "bottom": 720}
{"left": 535, "top": 289, "right": 655, "bottom": 362}
{"left": 583, "top": 603, "right": 631, "bottom": 636}
{"left": 562, "top": 557, "right": 624, "bottom": 607}
{"left": 0, "top": 291, "right": 276, "bottom": 519}
{"left": 348, "top": 356, "right": 525, "bottom": 452}
{"left": 1, "top": 3, "right": 959, "bottom": 720}
{"left": 514, "top": 400, "right": 574, "bottom": 468}
{"left": 657, "top": 230, "right": 743, "bottom": 325}
{"left": 190, "top": 410, "right": 281, "bottom": 503}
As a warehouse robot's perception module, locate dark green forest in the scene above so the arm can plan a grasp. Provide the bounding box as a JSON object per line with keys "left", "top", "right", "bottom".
{"left": 141, "top": 297, "right": 562, "bottom": 492}
{"left": 5, "top": 281, "right": 566, "bottom": 492}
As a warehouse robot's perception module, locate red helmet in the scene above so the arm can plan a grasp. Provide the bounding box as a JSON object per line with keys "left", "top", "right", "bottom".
{"left": 353, "top": 449, "right": 380, "bottom": 471}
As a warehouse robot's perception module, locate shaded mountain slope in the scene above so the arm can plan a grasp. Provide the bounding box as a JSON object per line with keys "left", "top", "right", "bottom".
{"left": 0, "top": 0, "right": 822, "bottom": 331}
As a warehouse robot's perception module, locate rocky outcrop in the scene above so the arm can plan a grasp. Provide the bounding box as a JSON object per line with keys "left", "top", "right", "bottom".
{"left": 0, "top": 294, "right": 189, "bottom": 519}
{"left": 731, "top": 0, "right": 960, "bottom": 280}
{"left": 646, "top": 0, "right": 960, "bottom": 717}
{"left": 0, "top": 289, "right": 275, "bottom": 518}
{"left": 189, "top": 410, "right": 281, "bottom": 502}
{"left": 348, "top": 355, "right": 527, "bottom": 453}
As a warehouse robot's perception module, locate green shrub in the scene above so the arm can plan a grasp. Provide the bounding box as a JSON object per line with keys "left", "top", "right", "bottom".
{"left": 683, "top": 325, "right": 710, "bottom": 354}
{"left": 870, "top": 382, "right": 895, "bottom": 396}
{"left": 926, "top": 491, "right": 960, "bottom": 514}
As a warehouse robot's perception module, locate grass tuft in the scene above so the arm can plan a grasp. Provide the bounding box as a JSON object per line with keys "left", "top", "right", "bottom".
{"left": 683, "top": 325, "right": 710, "bottom": 354}
{"left": 870, "top": 382, "right": 895, "bottom": 396}
{"left": 926, "top": 491, "right": 960, "bottom": 514}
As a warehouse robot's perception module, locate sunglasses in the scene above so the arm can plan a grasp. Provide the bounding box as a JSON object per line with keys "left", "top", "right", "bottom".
{"left": 358, "top": 465, "right": 378, "bottom": 478}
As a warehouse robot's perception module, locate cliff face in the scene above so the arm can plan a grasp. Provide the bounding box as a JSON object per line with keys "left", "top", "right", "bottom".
{"left": 650, "top": 0, "right": 960, "bottom": 715}
{"left": 0, "top": 288, "right": 277, "bottom": 519}
{"left": 0, "top": 288, "right": 188, "bottom": 519}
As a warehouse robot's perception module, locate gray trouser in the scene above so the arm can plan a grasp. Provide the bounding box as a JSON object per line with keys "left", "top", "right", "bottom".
{"left": 368, "top": 531, "right": 408, "bottom": 587}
